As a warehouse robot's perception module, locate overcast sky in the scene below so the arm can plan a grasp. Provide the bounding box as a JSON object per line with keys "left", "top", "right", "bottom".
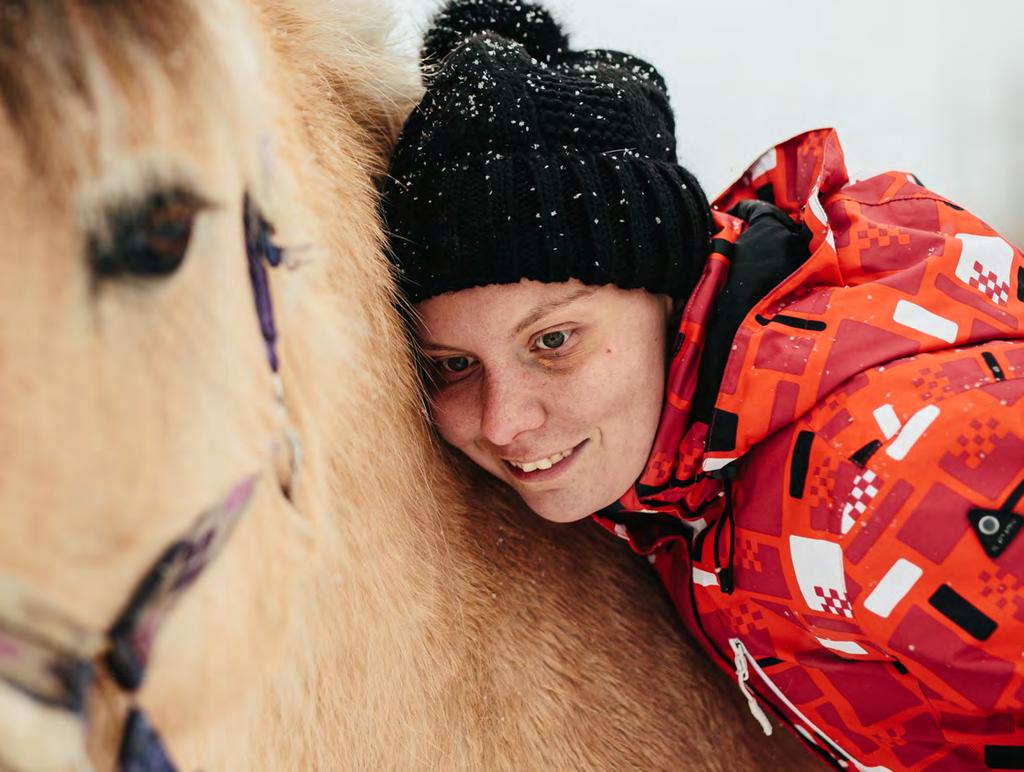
{"left": 392, "top": 0, "right": 1024, "bottom": 245}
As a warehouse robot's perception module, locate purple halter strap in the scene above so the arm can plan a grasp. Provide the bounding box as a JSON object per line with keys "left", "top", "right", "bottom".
{"left": 0, "top": 194, "right": 287, "bottom": 771}
{"left": 0, "top": 475, "right": 257, "bottom": 772}
{"left": 244, "top": 194, "right": 285, "bottom": 373}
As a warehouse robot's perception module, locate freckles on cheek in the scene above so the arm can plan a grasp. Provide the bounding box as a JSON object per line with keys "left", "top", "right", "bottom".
{"left": 428, "top": 393, "right": 460, "bottom": 442}
{"left": 429, "top": 393, "right": 472, "bottom": 447}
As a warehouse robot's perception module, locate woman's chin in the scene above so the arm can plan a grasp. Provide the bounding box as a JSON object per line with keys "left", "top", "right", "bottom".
{"left": 520, "top": 489, "right": 616, "bottom": 524}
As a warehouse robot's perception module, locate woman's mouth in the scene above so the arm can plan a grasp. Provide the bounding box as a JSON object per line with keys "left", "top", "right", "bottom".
{"left": 502, "top": 439, "right": 588, "bottom": 482}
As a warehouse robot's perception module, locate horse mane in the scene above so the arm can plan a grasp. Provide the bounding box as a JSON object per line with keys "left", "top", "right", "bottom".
{"left": 0, "top": 0, "right": 419, "bottom": 200}
{"left": 261, "top": 0, "right": 422, "bottom": 164}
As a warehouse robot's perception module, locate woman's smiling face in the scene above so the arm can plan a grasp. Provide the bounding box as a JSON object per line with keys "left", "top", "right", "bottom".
{"left": 416, "top": 279, "right": 673, "bottom": 523}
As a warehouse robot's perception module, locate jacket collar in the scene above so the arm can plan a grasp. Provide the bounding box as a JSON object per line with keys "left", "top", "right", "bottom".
{"left": 594, "top": 128, "right": 845, "bottom": 551}
{"left": 593, "top": 211, "right": 741, "bottom": 553}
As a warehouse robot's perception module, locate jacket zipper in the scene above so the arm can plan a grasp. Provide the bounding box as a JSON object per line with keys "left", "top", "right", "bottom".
{"left": 680, "top": 544, "right": 849, "bottom": 767}
{"left": 727, "top": 638, "right": 773, "bottom": 736}
{"left": 728, "top": 638, "right": 890, "bottom": 772}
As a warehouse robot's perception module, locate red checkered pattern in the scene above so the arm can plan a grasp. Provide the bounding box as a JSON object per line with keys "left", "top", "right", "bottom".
{"left": 807, "top": 456, "right": 838, "bottom": 509}
{"left": 855, "top": 225, "right": 912, "bottom": 250}
{"left": 910, "top": 366, "right": 942, "bottom": 401}
{"left": 737, "top": 537, "right": 764, "bottom": 572}
{"left": 815, "top": 586, "right": 854, "bottom": 618}
{"left": 841, "top": 469, "right": 880, "bottom": 533}
{"left": 725, "top": 603, "right": 766, "bottom": 636}
{"left": 952, "top": 417, "right": 1001, "bottom": 470}
{"left": 978, "top": 567, "right": 1024, "bottom": 612}
{"left": 967, "top": 260, "right": 1011, "bottom": 305}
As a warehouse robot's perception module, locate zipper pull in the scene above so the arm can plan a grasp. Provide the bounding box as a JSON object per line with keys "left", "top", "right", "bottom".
{"left": 717, "top": 567, "right": 734, "bottom": 595}
{"left": 728, "top": 638, "right": 773, "bottom": 737}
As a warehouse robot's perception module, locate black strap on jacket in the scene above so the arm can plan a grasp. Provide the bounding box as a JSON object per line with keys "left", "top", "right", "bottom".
{"left": 691, "top": 200, "right": 812, "bottom": 426}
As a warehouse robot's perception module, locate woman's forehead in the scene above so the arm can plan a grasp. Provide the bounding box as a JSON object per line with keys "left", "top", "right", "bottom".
{"left": 415, "top": 278, "right": 602, "bottom": 345}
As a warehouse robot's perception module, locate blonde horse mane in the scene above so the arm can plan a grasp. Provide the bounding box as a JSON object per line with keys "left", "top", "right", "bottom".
{"left": 0, "top": 1, "right": 814, "bottom": 768}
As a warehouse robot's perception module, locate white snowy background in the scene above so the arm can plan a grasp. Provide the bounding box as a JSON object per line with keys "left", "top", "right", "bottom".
{"left": 391, "top": 0, "right": 1024, "bottom": 245}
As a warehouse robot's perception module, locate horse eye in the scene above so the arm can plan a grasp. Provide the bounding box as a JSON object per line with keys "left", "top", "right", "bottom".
{"left": 89, "top": 189, "right": 207, "bottom": 279}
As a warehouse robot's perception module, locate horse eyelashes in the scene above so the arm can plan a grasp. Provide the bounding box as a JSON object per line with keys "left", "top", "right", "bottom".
{"left": 88, "top": 188, "right": 209, "bottom": 280}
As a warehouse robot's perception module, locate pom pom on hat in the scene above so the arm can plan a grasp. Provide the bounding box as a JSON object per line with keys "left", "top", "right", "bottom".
{"left": 422, "top": 0, "right": 569, "bottom": 64}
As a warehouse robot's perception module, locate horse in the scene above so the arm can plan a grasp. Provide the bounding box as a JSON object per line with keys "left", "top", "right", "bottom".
{"left": 0, "top": 1, "right": 814, "bottom": 768}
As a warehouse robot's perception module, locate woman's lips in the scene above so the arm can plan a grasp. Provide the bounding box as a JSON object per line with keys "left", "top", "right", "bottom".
{"left": 503, "top": 439, "right": 589, "bottom": 483}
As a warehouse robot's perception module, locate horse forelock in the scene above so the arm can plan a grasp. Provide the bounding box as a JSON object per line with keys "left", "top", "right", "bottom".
{"left": 0, "top": 1, "right": 197, "bottom": 181}
{"left": 0, "top": 0, "right": 420, "bottom": 184}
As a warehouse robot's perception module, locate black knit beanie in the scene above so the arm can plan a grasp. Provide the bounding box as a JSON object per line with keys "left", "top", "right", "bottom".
{"left": 382, "top": 0, "right": 714, "bottom": 304}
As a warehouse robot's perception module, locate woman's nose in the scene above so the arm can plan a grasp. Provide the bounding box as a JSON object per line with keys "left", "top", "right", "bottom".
{"left": 478, "top": 368, "right": 546, "bottom": 448}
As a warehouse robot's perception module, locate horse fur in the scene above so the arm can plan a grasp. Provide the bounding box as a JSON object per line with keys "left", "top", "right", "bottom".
{"left": 0, "top": 1, "right": 815, "bottom": 768}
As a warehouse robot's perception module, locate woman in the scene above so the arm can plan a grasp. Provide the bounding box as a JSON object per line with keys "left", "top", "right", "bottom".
{"left": 382, "top": 1, "right": 1024, "bottom": 768}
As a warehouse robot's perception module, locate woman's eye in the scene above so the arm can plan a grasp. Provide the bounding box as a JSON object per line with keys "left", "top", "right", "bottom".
{"left": 535, "top": 330, "right": 571, "bottom": 350}
{"left": 440, "top": 355, "right": 475, "bottom": 373}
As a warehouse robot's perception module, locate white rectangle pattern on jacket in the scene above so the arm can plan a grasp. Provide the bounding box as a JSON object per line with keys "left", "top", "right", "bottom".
{"left": 885, "top": 405, "right": 941, "bottom": 461}
{"left": 892, "top": 299, "right": 958, "bottom": 343}
{"left": 862, "top": 558, "right": 923, "bottom": 618}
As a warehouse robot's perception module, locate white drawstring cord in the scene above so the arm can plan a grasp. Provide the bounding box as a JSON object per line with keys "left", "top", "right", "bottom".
{"left": 729, "top": 638, "right": 773, "bottom": 736}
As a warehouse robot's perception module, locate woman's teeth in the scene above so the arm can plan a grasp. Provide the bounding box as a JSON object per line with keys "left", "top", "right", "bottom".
{"left": 508, "top": 446, "right": 575, "bottom": 473}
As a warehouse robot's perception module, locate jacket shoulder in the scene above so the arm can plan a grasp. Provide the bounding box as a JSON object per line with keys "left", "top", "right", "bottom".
{"left": 790, "top": 342, "right": 1024, "bottom": 712}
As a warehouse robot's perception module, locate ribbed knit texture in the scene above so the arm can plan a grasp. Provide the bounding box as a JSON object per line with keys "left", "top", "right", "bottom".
{"left": 382, "top": 0, "right": 713, "bottom": 303}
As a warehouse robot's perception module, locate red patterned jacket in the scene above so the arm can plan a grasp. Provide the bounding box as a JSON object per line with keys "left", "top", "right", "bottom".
{"left": 593, "top": 129, "right": 1024, "bottom": 770}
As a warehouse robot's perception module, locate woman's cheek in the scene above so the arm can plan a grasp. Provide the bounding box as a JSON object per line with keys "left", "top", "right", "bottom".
{"left": 550, "top": 363, "right": 621, "bottom": 432}
{"left": 602, "top": 343, "right": 664, "bottom": 423}
{"left": 430, "top": 387, "right": 477, "bottom": 448}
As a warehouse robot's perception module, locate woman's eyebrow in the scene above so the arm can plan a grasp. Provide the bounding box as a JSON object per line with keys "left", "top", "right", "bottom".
{"left": 419, "top": 341, "right": 457, "bottom": 353}
{"left": 510, "top": 286, "right": 597, "bottom": 338}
